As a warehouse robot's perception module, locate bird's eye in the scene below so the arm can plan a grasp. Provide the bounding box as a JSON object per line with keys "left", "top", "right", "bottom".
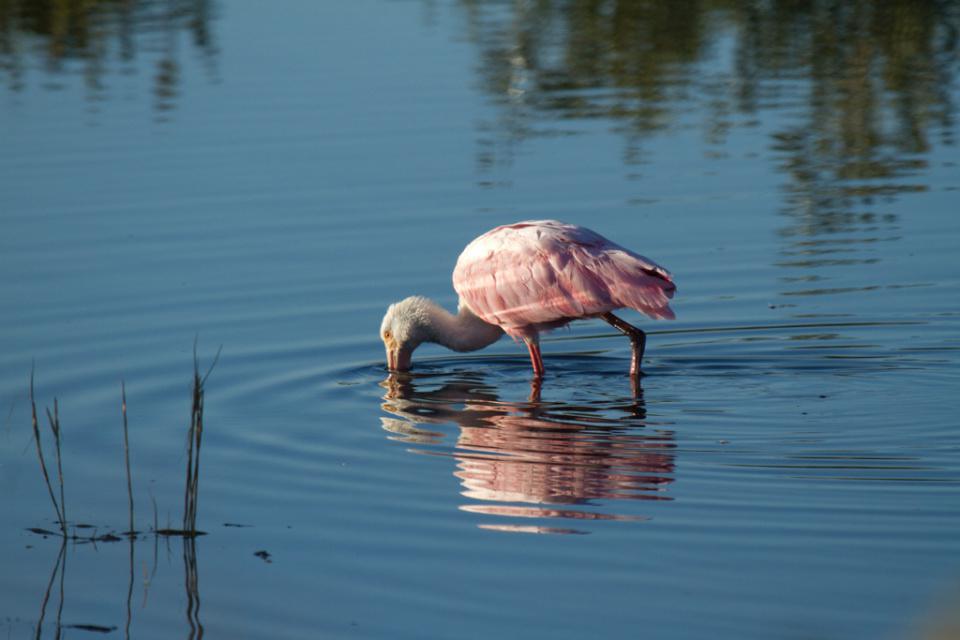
{"left": 383, "top": 330, "right": 392, "bottom": 341}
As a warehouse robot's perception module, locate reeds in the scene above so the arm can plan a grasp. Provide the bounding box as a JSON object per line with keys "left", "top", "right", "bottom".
{"left": 182, "top": 352, "right": 205, "bottom": 534}
{"left": 29, "top": 369, "right": 66, "bottom": 537}
{"left": 28, "top": 346, "right": 219, "bottom": 541}
{"left": 121, "top": 382, "right": 134, "bottom": 536}
{"left": 27, "top": 349, "right": 217, "bottom": 640}
{"left": 166, "top": 344, "right": 219, "bottom": 537}
{"left": 122, "top": 382, "right": 135, "bottom": 640}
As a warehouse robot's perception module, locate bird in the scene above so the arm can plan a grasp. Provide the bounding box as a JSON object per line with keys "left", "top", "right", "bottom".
{"left": 380, "top": 220, "right": 676, "bottom": 378}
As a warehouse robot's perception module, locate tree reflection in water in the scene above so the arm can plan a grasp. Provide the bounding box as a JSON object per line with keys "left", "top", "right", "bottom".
{"left": 381, "top": 372, "right": 675, "bottom": 534}
{"left": 0, "top": 0, "right": 218, "bottom": 114}
{"left": 459, "top": 1, "right": 957, "bottom": 196}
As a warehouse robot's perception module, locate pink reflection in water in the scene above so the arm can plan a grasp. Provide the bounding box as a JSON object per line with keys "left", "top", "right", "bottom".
{"left": 381, "top": 374, "right": 675, "bottom": 533}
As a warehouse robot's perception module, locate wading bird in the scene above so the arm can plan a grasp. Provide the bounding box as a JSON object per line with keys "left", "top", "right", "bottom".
{"left": 380, "top": 220, "right": 676, "bottom": 378}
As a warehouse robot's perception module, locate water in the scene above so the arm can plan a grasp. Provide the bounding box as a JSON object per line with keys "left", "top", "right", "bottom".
{"left": 2, "top": 1, "right": 959, "bottom": 638}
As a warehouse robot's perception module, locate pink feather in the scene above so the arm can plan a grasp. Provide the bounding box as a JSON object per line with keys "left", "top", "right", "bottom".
{"left": 453, "top": 220, "right": 676, "bottom": 341}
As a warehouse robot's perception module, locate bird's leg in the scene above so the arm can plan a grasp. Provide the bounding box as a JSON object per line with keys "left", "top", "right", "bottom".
{"left": 528, "top": 377, "right": 542, "bottom": 404}
{"left": 524, "top": 338, "right": 545, "bottom": 378}
{"left": 601, "top": 312, "right": 647, "bottom": 377}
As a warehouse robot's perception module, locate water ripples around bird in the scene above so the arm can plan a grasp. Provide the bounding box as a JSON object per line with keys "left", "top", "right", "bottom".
{"left": 347, "top": 317, "right": 960, "bottom": 536}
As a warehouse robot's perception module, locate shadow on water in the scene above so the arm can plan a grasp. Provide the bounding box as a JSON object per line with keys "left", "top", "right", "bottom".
{"left": 380, "top": 370, "right": 675, "bottom": 535}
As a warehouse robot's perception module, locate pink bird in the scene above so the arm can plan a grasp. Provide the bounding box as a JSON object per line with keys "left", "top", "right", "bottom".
{"left": 380, "top": 220, "right": 676, "bottom": 378}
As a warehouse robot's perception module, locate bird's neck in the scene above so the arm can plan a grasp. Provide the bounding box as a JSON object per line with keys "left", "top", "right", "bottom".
{"left": 425, "top": 302, "right": 504, "bottom": 353}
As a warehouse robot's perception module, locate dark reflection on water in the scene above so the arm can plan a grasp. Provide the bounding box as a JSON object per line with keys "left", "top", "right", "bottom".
{"left": 30, "top": 534, "right": 202, "bottom": 639}
{"left": 461, "top": 1, "right": 957, "bottom": 188}
{"left": 380, "top": 372, "right": 675, "bottom": 534}
{"left": 0, "top": 0, "right": 218, "bottom": 113}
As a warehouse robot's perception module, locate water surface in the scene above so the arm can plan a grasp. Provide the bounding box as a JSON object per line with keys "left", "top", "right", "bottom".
{"left": 2, "top": 1, "right": 959, "bottom": 639}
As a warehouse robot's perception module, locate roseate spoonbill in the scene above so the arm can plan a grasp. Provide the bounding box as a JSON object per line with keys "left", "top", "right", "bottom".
{"left": 380, "top": 220, "right": 676, "bottom": 378}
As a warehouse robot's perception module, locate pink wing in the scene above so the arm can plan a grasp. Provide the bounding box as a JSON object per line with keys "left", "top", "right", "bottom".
{"left": 453, "top": 220, "right": 676, "bottom": 339}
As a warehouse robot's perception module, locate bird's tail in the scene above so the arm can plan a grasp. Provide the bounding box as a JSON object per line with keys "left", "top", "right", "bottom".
{"left": 606, "top": 250, "right": 676, "bottom": 320}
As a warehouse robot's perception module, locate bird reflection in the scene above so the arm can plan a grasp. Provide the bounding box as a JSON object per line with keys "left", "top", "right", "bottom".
{"left": 381, "top": 372, "right": 675, "bottom": 534}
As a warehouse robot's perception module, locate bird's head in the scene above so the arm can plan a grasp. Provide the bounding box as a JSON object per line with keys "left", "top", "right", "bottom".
{"left": 380, "top": 296, "right": 434, "bottom": 372}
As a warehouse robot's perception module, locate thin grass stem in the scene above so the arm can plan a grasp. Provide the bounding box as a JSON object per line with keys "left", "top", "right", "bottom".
{"left": 121, "top": 382, "right": 134, "bottom": 536}
{"left": 30, "top": 370, "right": 63, "bottom": 535}
{"left": 48, "top": 398, "right": 66, "bottom": 537}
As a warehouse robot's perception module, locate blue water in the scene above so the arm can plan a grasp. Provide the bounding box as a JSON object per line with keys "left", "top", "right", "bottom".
{"left": 2, "top": 1, "right": 959, "bottom": 638}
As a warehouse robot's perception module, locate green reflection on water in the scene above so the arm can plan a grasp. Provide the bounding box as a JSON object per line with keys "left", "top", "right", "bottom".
{"left": 460, "top": 1, "right": 956, "bottom": 168}
{"left": 0, "top": 0, "right": 217, "bottom": 112}
{"left": 460, "top": 2, "right": 955, "bottom": 186}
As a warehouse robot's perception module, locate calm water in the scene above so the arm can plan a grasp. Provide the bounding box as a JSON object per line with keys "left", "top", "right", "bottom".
{"left": 2, "top": 1, "right": 959, "bottom": 638}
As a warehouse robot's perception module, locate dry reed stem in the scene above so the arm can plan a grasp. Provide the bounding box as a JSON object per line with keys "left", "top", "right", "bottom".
{"left": 181, "top": 343, "right": 219, "bottom": 534}
{"left": 30, "top": 370, "right": 64, "bottom": 535}
{"left": 182, "top": 367, "right": 198, "bottom": 533}
{"left": 121, "top": 381, "right": 135, "bottom": 640}
{"left": 46, "top": 398, "right": 66, "bottom": 537}
{"left": 121, "top": 381, "right": 134, "bottom": 535}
